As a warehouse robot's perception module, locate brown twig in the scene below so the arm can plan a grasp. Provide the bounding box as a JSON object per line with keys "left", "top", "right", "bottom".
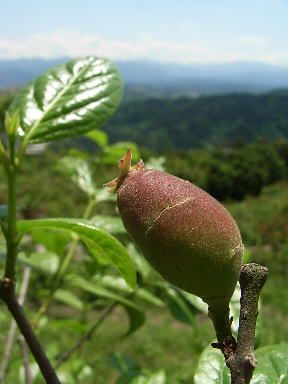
{"left": 213, "top": 263, "right": 268, "bottom": 384}
{"left": 55, "top": 303, "right": 117, "bottom": 369}
{"left": 0, "top": 266, "right": 31, "bottom": 383}
{"left": 0, "top": 278, "right": 61, "bottom": 384}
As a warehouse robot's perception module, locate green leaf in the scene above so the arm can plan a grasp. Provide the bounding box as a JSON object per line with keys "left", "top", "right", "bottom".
{"left": 95, "top": 188, "right": 117, "bottom": 203}
{"left": 117, "top": 372, "right": 145, "bottom": 384}
{"left": 145, "top": 157, "right": 166, "bottom": 172}
{"left": 45, "top": 318, "right": 86, "bottom": 335}
{"left": 82, "top": 236, "right": 111, "bottom": 266}
{"left": 57, "top": 156, "right": 96, "bottom": 196}
{"left": 18, "top": 251, "right": 59, "bottom": 275}
{"left": 76, "top": 365, "right": 93, "bottom": 381}
{"left": 182, "top": 283, "right": 262, "bottom": 339}
{"left": 146, "top": 371, "right": 166, "bottom": 384}
{"left": 251, "top": 344, "right": 288, "bottom": 383}
{"left": 8, "top": 57, "right": 123, "bottom": 144}
{"left": 5, "top": 109, "right": 20, "bottom": 136}
{"left": 57, "top": 369, "right": 76, "bottom": 384}
{"left": 123, "top": 305, "right": 145, "bottom": 336}
{"left": 53, "top": 289, "right": 84, "bottom": 311}
{"left": 97, "top": 275, "right": 132, "bottom": 293}
{"left": 180, "top": 291, "right": 208, "bottom": 314}
{"left": 165, "top": 287, "right": 195, "bottom": 325}
{"left": 66, "top": 275, "right": 145, "bottom": 335}
{"left": 194, "top": 344, "right": 230, "bottom": 384}
{"left": 86, "top": 129, "right": 108, "bottom": 147}
{"left": 101, "top": 142, "right": 140, "bottom": 165}
{"left": 126, "top": 243, "right": 152, "bottom": 280}
{"left": 243, "top": 248, "right": 251, "bottom": 263}
{"left": 109, "top": 352, "right": 140, "bottom": 374}
{"left": 97, "top": 276, "right": 164, "bottom": 307}
{"left": 29, "top": 228, "right": 70, "bottom": 254}
{"left": 18, "top": 218, "right": 136, "bottom": 288}
{"left": 228, "top": 282, "right": 241, "bottom": 334}
{"left": 135, "top": 288, "right": 164, "bottom": 307}
{"left": 89, "top": 215, "right": 126, "bottom": 234}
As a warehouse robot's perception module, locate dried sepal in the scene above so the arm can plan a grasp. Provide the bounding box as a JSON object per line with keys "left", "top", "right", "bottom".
{"left": 104, "top": 149, "right": 144, "bottom": 192}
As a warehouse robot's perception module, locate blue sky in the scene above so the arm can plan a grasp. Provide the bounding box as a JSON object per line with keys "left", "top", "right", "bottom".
{"left": 1, "top": 0, "right": 288, "bottom": 64}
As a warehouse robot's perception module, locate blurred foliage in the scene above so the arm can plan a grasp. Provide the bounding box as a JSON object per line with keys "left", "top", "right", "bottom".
{"left": 165, "top": 139, "right": 288, "bottom": 201}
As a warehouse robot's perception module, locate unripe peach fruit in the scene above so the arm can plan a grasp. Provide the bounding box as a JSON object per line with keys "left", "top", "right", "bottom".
{"left": 105, "top": 150, "right": 243, "bottom": 340}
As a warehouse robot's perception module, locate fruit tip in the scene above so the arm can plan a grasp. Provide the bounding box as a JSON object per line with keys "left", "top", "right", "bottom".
{"left": 103, "top": 149, "right": 145, "bottom": 193}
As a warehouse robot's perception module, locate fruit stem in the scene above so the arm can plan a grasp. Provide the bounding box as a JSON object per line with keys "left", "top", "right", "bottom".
{"left": 208, "top": 301, "right": 232, "bottom": 343}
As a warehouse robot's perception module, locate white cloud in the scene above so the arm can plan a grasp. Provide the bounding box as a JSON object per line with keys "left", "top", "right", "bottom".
{"left": 240, "top": 36, "right": 268, "bottom": 45}
{"left": 0, "top": 30, "right": 286, "bottom": 65}
{"left": 0, "top": 30, "right": 211, "bottom": 63}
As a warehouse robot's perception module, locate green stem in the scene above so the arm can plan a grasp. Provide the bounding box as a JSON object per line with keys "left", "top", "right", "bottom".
{"left": 55, "top": 197, "right": 96, "bottom": 284}
{"left": 4, "top": 138, "right": 18, "bottom": 280}
{"left": 208, "top": 302, "right": 232, "bottom": 342}
{"left": 0, "top": 140, "right": 9, "bottom": 172}
{"left": 54, "top": 240, "right": 78, "bottom": 287}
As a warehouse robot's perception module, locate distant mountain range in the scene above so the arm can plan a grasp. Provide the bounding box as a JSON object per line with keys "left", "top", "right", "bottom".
{"left": 1, "top": 58, "right": 288, "bottom": 97}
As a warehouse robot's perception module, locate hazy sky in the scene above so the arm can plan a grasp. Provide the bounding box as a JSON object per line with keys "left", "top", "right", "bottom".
{"left": 1, "top": 0, "right": 288, "bottom": 64}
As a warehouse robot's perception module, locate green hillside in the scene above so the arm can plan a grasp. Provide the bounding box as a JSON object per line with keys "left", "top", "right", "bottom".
{"left": 104, "top": 92, "right": 288, "bottom": 150}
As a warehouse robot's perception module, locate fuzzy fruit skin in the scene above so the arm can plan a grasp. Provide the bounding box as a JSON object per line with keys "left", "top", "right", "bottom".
{"left": 117, "top": 168, "right": 243, "bottom": 308}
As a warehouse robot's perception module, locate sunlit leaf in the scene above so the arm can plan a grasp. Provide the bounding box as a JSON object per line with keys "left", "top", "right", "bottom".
{"left": 57, "top": 156, "right": 96, "bottom": 196}
{"left": 180, "top": 290, "right": 208, "bottom": 314}
{"left": 145, "top": 157, "right": 166, "bottom": 171}
{"left": 97, "top": 275, "right": 164, "bottom": 307}
{"left": 53, "top": 289, "right": 84, "bottom": 311}
{"left": 57, "top": 358, "right": 93, "bottom": 383}
{"left": 97, "top": 275, "right": 132, "bottom": 293}
{"left": 116, "top": 372, "right": 145, "bottom": 384}
{"left": 89, "top": 215, "right": 125, "bottom": 234}
{"left": 101, "top": 142, "right": 140, "bottom": 165}
{"left": 251, "top": 344, "right": 288, "bottom": 383}
{"left": 77, "top": 365, "right": 93, "bottom": 381}
{"left": 86, "top": 129, "right": 108, "bottom": 147}
{"left": 18, "top": 218, "right": 136, "bottom": 288}
{"left": 66, "top": 275, "right": 145, "bottom": 335}
{"left": 118, "top": 371, "right": 166, "bottom": 384}
{"left": 146, "top": 371, "right": 166, "bottom": 384}
{"left": 8, "top": 57, "right": 123, "bottom": 143}
{"left": 194, "top": 344, "right": 230, "bottom": 384}
{"left": 95, "top": 188, "right": 116, "bottom": 203}
{"left": 18, "top": 251, "right": 59, "bottom": 275}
